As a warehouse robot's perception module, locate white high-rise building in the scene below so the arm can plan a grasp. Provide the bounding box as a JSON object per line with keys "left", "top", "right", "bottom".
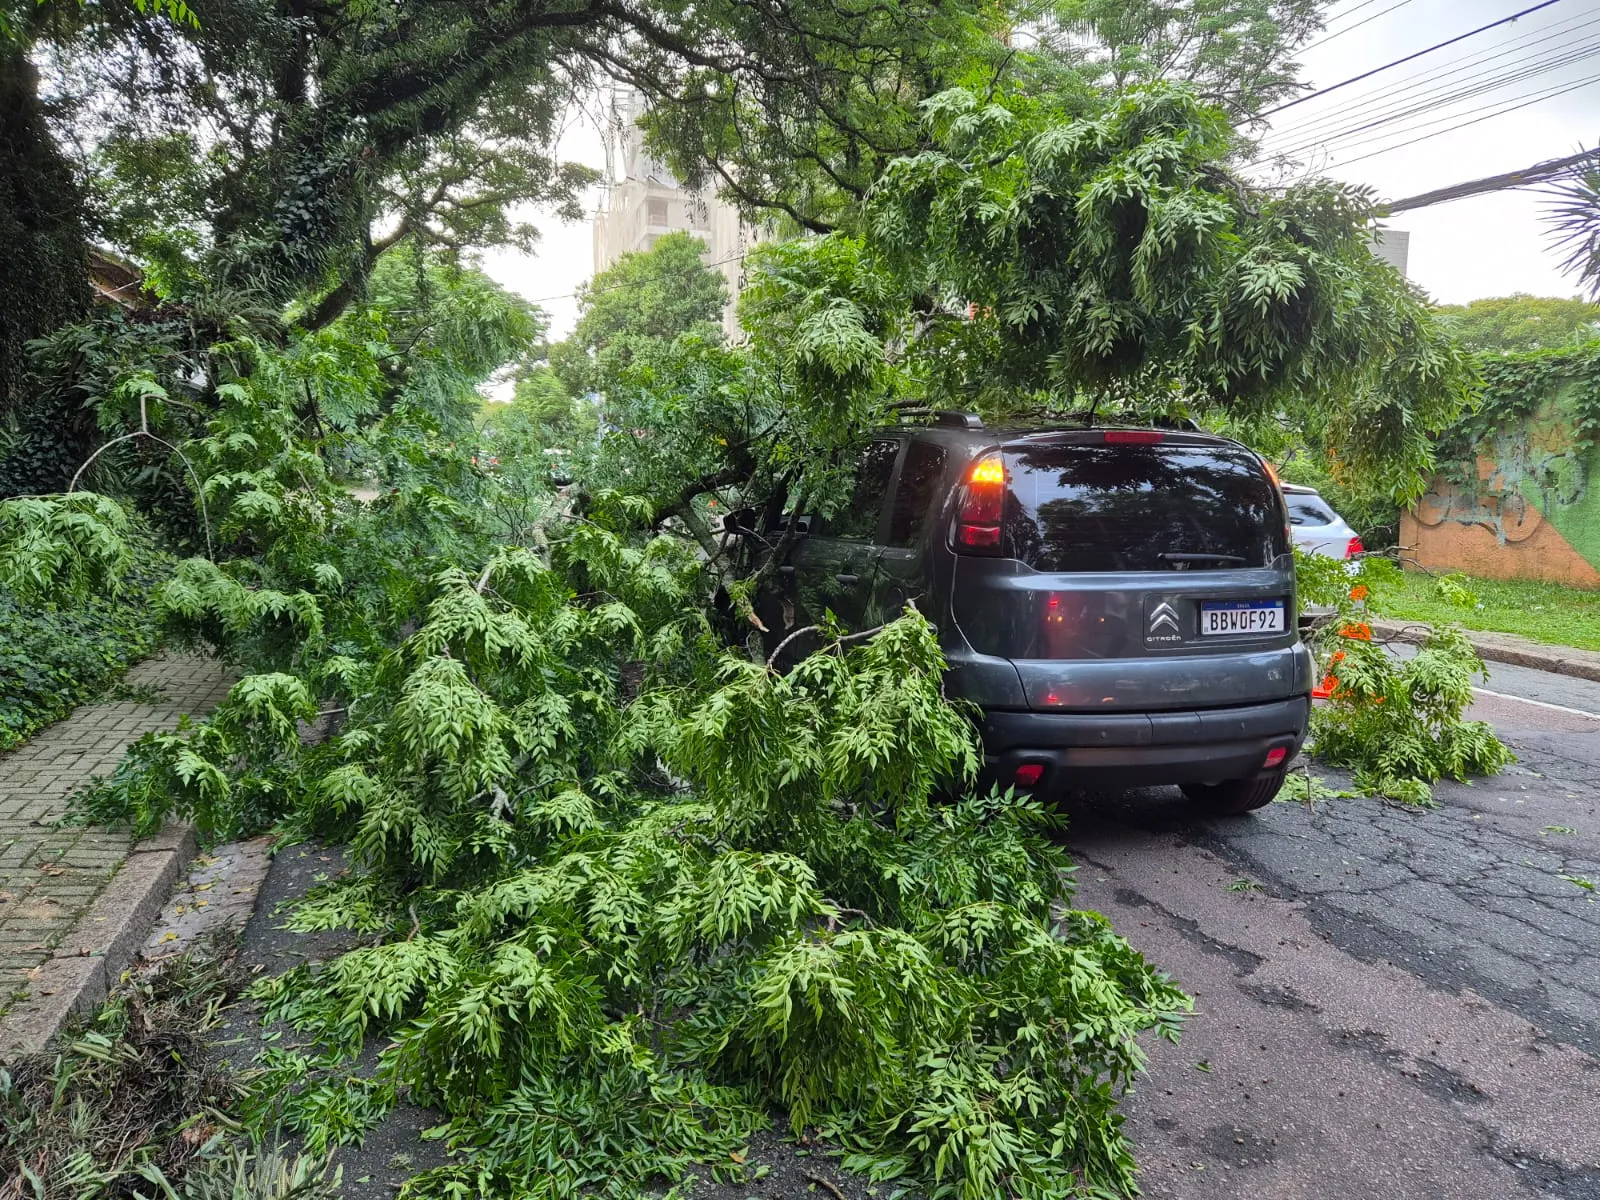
{"left": 1371, "top": 226, "right": 1410, "bottom": 277}
{"left": 592, "top": 89, "right": 763, "bottom": 340}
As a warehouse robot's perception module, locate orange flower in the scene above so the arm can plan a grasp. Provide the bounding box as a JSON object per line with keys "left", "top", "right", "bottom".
{"left": 1349, "top": 584, "right": 1369, "bottom": 602}
{"left": 1339, "top": 622, "right": 1372, "bottom": 641}
{"left": 1330, "top": 650, "right": 1346, "bottom": 664}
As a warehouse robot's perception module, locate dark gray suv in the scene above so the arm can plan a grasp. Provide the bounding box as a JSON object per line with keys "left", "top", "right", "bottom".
{"left": 749, "top": 413, "right": 1314, "bottom": 813}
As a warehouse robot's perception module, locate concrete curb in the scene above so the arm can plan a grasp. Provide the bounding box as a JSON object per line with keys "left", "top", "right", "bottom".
{"left": 1370, "top": 619, "right": 1600, "bottom": 685}
{"left": 0, "top": 820, "right": 196, "bottom": 1057}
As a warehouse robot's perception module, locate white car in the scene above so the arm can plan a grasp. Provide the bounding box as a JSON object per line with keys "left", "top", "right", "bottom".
{"left": 1283, "top": 484, "right": 1363, "bottom": 559}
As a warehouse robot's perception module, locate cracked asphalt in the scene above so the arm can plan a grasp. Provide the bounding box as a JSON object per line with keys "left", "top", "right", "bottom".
{"left": 1068, "top": 662, "right": 1600, "bottom": 1198}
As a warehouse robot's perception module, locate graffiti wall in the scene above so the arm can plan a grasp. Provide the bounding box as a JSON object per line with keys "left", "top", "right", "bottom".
{"left": 1401, "top": 384, "right": 1600, "bottom": 590}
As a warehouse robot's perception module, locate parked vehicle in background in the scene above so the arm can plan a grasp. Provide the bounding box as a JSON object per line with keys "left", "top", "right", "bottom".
{"left": 1283, "top": 483, "right": 1363, "bottom": 559}
{"left": 735, "top": 414, "right": 1314, "bottom": 813}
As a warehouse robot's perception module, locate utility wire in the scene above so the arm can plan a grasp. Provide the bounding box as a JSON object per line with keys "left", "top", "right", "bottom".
{"left": 1275, "top": 47, "right": 1600, "bottom": 160}
{"left": 1300, "top": 0, "right": 1416, "bottom": 54}
{"left": 1270, "top": 36, "right": 1600, "bottom": 160}
{"left": 1269, "top": 7, "right": 1600, "bottom": 146}
{"left": 1260, "top": 0, "right": 1567, "bottom": 117}
{"left": 1273, "top": 5, "right": 1600, "bottom": 134}
{"left": 1385, "top": 146, "right": 1600, "bottom": 212}
{"left": 1328, "top": 68, "right": 1600, "bottom": 167}
{"left": 1310, "top": 58, "right": 1600, "bottom": 159}
{"left": 1318, "top": 0, "right": 1395, "bottom": 22}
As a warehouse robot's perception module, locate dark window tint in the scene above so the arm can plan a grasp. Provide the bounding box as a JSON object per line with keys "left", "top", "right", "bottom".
{"left": 1002, "top": 442, "right": 1286, "bottom": 571}
{"left": 825, "top": 440, "right": 899, "bottom": 540}
{"left": 885, "top": 441, "right": 947, "bottom": 547}
{"left": 1286, "top": 495, "right": 1336, "bottom": 526}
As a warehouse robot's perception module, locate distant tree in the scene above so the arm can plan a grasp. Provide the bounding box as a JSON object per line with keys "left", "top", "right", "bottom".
{"left": 548, "top": 232, "right": 729, "bottom": 398}
{"left": 1434, "top": 294, "right": 1600, "bottom": 353}
{"left": 506, "top": 364, "right": 596, "bottom": 448}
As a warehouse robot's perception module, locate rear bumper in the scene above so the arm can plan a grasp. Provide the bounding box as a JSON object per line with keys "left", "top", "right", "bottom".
{"left": 979, "top": 695, "right": 1310, "bottom": 791}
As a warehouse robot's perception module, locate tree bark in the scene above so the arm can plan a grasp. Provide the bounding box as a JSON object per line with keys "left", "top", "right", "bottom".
{"left": 0, "top": 46, "right": 94, "bottom": 496}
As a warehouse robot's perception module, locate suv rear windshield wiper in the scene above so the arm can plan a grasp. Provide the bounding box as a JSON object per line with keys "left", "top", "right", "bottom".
{"left": 1158, "top": 552, "right": 1248, "bottom": 565}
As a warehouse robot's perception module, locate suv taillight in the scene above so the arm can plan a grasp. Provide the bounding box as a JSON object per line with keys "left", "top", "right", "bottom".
{"left": 955, "top": 451, "right": 1005, "bottom": 551}
{"left": 1345, "top": 535, "right": 1364, "bottom": 558}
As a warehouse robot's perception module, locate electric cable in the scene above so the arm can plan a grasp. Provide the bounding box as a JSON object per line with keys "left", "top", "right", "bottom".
{"left": 1299, "top": 0, "right": 1416, "bottom": 53}
{"left": 1259, "top": 0, "right": 1567, "bottom": 117}
{"left": 1269, "top": 36, "right": 1600, "bottom": 159}
{"left": 1270, "top": 36, "right": 1600, "bottom": 159}
{"left": 1323, "top": 68, "right": 1600, "bottom": 167}
{"left": 1267, "top": 6, "right": 1600, "bottom": 147}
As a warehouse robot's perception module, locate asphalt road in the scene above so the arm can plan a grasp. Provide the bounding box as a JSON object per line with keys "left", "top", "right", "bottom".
{"left": 1069, "top": 661, "right": 1600, "bottom": 1198}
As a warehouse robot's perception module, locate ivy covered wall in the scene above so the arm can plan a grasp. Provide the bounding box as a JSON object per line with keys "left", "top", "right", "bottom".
{"left": 1402, "top": 344, "right": 1600, "bottom": 589}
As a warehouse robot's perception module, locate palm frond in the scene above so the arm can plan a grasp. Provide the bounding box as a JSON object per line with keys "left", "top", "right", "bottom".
{"left": 1545, "top": 153, "right": 1600, "bottom": 301}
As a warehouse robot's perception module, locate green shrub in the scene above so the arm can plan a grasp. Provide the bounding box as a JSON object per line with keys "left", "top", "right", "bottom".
{"left": 1297, "top": 548, "right": 1513, "bottom": 804}
{"left": 0, "top": 516, "right": 167, "bottom": 752}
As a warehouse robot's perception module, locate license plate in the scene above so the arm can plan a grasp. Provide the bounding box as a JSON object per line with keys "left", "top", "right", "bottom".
{"left": 1200, "top": 600, "right": 1284, "bottom": 636}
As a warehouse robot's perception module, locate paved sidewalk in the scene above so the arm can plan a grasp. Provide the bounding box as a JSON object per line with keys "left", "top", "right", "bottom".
{"left": 0, "top": 653, "right": 235, "bottom": 1026}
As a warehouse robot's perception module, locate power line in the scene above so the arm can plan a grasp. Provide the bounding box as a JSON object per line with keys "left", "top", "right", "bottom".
{"left": 1303, "top": 63, "right": 1600, "bottom": 163}
{"left": 1300, "top": 0, "right": 1416, "bottom": 54}
{"left": 1319, "top": 0, "right": 1396, "bottom": 22}
{"left": 1260, "top": 0, "right": 1568, "bottom": 117}
{"left": 1385, "top": 146, "right": 1600, "bottom": 212}
{"left": 1268, "top": 6, "right": 1600, "bottom": 148}
{"left": 1329, "top": 68, "right": 1600, "bottom": 167}
{"left": 1269, "top": 35, "right": 1600, "bottom": 160}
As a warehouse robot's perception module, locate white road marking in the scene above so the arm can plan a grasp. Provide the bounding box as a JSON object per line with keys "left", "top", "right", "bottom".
{"left": 1472, "top": 686, "right": 1600, "bottom": 722}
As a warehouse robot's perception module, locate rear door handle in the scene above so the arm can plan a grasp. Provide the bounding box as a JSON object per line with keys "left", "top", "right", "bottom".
{"left": 835, "top": 573, "right": 859, "bottom": 586}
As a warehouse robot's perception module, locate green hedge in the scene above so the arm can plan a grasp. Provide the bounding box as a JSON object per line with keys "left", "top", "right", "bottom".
{"left": 0, "top": 527, "right": 167, "bottom": 753}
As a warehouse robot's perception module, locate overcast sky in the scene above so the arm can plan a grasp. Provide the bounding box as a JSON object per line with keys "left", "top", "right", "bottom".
{"left": 483, "top": 0, "right": 1600, "bottom": 338}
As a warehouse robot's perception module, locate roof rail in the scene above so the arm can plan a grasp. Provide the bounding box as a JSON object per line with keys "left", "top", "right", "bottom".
{"left": 1032, "top": 410, "right": 1200, "bottom": 432}
{"left": 932, "top": 410, "right": 984, "bottom": 430}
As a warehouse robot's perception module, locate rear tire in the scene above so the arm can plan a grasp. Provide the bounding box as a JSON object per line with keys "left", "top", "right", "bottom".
{"left": 1182, "top": 767, "right": 1288, "bottom": 815}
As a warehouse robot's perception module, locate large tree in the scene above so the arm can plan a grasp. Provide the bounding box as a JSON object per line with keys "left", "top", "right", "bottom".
{"left": 549, "top": 230, "right": 730, "bottom": 398}
{"left": 640, "top": 0, "right": 1334, "bottom": 231}
{"left": 1435, "top": 294, "right": 1600, "bottom": 354}
{"left": 0, "top": 13, "right": 95, "bottom": 492}
{"left": 1, "top": 0, "right": 1011, "bottom": 493}
{"left": 24, "top": 0, "right": 1010, "bottom": 321}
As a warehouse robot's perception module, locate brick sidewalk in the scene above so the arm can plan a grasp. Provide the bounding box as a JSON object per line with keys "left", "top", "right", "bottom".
{"left": 0, "top": 653, "right": 235, "bottom": 1019}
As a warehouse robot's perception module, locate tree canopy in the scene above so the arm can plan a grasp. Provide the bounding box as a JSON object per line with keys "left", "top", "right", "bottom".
{"left": 1435, "top": 294, "right": 1600, "bottom": 354}
{"left": 549, "top": 231, "right": 730, "bottom": 398}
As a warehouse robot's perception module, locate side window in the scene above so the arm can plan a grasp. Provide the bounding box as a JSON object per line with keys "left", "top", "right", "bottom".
{"left": 825, "top": 440, "right": 900, "bottom": 540}
{"left": 1287, "top": 496, "right": 1333, "bottom": 526}
{"left": 885, "top": 441, "right": 948, "bottom": 547}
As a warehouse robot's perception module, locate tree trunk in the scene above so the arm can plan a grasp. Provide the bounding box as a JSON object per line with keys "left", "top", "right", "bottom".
{"left": 0, "top": 45, "right": 93, "bottom": 496}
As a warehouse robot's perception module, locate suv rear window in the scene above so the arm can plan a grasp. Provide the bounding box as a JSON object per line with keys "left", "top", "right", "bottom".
{"left": 1001, "top": 441, "right": 1286, "bottom": 572}
{"left": 1286, "top": 494, "right": 1336, "bottom": 526}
